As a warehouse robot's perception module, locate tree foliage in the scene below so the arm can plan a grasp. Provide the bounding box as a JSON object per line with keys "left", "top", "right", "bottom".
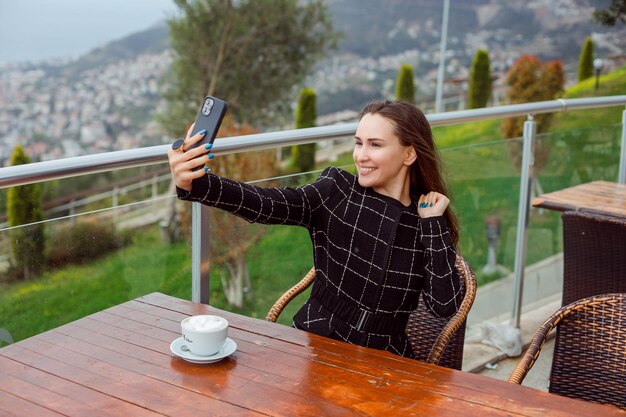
{"left": 292, "top": 88, "right": 317, "bottom": 172}
{"left": 578, "top": 37, "right": 594, "bottom": 82}
{"left": 501, "top": 55, "right": 564, "bottom": 174}
{"left": 158, "top": 0, "right": 338, "bottom": 135}
{"left": 7, "top": 146, "right": 45, "bottom": 281}
{"left": 467, "top": 49, "right": 492, "bottom": 109}
{"left": 160, "top": 0, "right": 337, "bottom": 307}
{"left": 395, "top": 64, "right": 415, "bottom": 103}
{"left": 592, "top": 0, "right": 626, "bottom": 26}
{"left": 536, "top": 60, "right": 565, "bottom": 133}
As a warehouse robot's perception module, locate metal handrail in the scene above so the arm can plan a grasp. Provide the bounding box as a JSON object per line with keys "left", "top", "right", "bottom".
{"left": 2, "top": 96, "right": 625, "bottom": 189}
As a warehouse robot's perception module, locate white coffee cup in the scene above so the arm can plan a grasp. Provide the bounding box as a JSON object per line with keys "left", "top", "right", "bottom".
{"left": 181, "top": 315, "right": 228, "bottom": 356}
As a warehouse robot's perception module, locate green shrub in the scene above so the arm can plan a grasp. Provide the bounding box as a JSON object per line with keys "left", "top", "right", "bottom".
{"left": 45, "top": 221, "right": 129, "bottom": 268}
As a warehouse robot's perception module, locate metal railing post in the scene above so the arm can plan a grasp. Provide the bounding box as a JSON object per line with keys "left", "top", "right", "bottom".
{"left": 511, "top": 115, "right": 536, "bottom": 328}
{"left": 191, "top": 202, "right": 211, "bottom": 304}
{"left": 151, "top": 175, "right": 158, "bottom": 203}
{"left": 617, "top": 110, "right": 626, "bottom": 184}
{"left": 69, "top": 199, "right": 76, "bottom": 220}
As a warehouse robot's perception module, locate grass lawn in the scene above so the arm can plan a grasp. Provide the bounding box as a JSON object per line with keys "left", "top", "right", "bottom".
{"left": 1, "top": 66, "right": 624, "bottom": 343}
{"left": 0, "top": 228, "right": 190, "bottom": 341}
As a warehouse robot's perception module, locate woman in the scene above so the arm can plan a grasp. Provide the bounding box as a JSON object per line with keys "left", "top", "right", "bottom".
{"left": 168, "top": 100, "right": 462, "bottom": 358}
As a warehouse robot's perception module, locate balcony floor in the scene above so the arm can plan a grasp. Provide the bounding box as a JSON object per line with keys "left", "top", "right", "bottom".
{"left": 477, "top": 337, "right": 553, "bottom": 392}
{"left": 464, "top": 276, "right": 561, "bottom": 392}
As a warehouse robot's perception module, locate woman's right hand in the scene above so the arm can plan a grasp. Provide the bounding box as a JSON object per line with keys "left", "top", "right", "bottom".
{"left": 417, "top": 191, "right": 449, "bottom": 219}
{"left": 167, "top": 124, "right": 215, "bottom": 192}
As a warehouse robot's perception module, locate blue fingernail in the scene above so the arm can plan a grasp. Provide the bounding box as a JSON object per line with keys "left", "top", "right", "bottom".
{"left": 199, "top": 129, "right": 207, "bottom": 135}
{"left": 208, "top": 154, "right": 215, "bottom": 159}
{"left": 204, "top": 166, "right": 209, "bottom": 172}
{"left": 204, "top": 143, "right": 213, "bottom": 150}
{"left": 430, "top": 203, "right": 433, "bottom": 207}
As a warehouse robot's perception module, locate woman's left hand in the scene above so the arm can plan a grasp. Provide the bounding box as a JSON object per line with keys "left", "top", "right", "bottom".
{"left": 418, "top": 192, "right": 449, "bottom": 218}
{"left": 167, "top": 124, "right": 213, "bottom": 192}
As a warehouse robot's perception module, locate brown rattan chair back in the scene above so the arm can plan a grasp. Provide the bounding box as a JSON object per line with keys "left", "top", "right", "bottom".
{"left": 509, "top": 293, "right": 626, "bottom": 409}
{"left": 405, "top": 255, "right": 476, "bottom": 369}
{"left": 266, "top": 255, "right": 477, "bottom": 370}
{"left": 562, "top": 210, "right": 626, "bottom": 305}
{"left": 265, "top": 267, "right": 317, "bottom": 324}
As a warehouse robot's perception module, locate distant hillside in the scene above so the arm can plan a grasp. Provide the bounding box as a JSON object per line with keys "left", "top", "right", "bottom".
{"left": 328, "top": 0, "right": 484, "bottom": 57}
{"left": 45, "top": 23, "right": 170, "bottom": 78}
{"left": 47, "top": 0, "right": 626, "bottom": 73}
{"left": 329, "top": 0, "right": 624, "bottom": 61}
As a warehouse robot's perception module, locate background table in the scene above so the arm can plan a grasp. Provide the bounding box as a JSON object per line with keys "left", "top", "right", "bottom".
{"left": 533, "top": 181, "right": 626, "bottom": 305}
{"left": 532, "top": 180, "right": 626, "bottom": 218}
{"left": 1, "top": 292, "right": 624, "bottom": 416}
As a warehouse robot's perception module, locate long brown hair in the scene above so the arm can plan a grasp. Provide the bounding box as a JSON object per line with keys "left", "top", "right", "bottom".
{"left": 359, "top": 100, "right": 459, "bottom": 247}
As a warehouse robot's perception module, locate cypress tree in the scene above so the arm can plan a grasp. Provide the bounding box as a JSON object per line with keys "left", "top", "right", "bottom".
{"left": 467, "top": 49, "right": 492, "bottom": 109}
{"left": 7, "top": 145, "right": 45, "bottom": 280}
{"left": 395, "top": 64, "right": 415, "bottom": 103}
{"left": 292, "top": 88, "right": 317, "bottom": 172}
{"left": 578, "top": 37, "right": 594, "bottom": 82}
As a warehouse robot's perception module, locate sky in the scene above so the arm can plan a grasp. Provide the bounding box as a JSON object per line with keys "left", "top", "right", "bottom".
{"left": 0, "top": 0, "right": 176, "bottom": 64}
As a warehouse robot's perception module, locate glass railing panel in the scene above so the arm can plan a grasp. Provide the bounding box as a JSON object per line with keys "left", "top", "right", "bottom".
{"left": 521, "top": 122, "right": 623, "bottom": 314}
{"left": 534, "top": 123, "right": 622, "bottom": 193}
{"left": 440, "top": 133, "right": 522, "bottom": 326}
{"left": 0, "top": 164, "right": 193, "bottom": 344}
{"left": 440, "top": 137, "right": 523, "bottom": 275}
{"left": 439, "top": 120, "right": 623, "bottom": 327}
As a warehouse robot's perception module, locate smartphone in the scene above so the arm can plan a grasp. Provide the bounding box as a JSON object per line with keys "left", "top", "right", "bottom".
{"left": 189, "top": 95, "right": 228, "bottom": 150}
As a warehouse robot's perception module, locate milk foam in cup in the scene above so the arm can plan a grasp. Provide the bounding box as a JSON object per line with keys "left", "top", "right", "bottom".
{"left": 181, "top": 315, "right": 228, "bottom": 356}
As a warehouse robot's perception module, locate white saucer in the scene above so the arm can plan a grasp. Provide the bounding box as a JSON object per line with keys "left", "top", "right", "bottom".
{"left": 170, "top": 337, "right": 237, "bottom": 364}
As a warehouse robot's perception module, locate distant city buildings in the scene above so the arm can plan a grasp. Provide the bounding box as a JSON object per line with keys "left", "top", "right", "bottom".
{"left": 0, "top": 52, "right": 172, "bottom": 165}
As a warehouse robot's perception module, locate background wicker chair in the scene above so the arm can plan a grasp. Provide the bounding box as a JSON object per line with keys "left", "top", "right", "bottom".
{"left": 266, "top": 254, "right": 476, "bottom": 370}
{"left": 561, "top": 210, "right": 626, "bottom": 305}
{"left": 508, "top": 293, "right": 626, "bottom": 409}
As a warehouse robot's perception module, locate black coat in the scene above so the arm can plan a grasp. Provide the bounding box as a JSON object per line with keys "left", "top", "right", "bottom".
{"left": 178, "top": 166, "right": 462, "bottom": 358}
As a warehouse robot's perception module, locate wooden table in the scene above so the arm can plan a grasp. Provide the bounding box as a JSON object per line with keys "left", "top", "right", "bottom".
{"left": 1, "top": 293, "right": 623, "bottom": 416}
{"left": 532, "top": 180, "right": 626, "bottom": 218}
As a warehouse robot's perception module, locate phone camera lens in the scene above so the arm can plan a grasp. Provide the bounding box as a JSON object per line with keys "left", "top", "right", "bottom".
{"left": 202, "top": 98, "right": 214, "bottom": 115}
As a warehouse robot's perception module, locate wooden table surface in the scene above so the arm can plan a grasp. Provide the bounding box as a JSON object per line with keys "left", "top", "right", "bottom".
{"left": 1, "top": 292, "right": 624, "bottom": 416}
{"left": 532, "top": 181, "right": 626, "bottom": 218}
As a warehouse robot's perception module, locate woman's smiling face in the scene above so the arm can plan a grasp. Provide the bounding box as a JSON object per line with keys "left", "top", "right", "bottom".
{"left": 353, "top": 113, "right": 416, "bottom": 201}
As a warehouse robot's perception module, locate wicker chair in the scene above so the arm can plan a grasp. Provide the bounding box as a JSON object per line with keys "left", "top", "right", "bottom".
{"left": 561, "top": 210, "right": 626, "bottom": 306}
{"left": 508, "top": 293, "right": 626, "bottom": 409}
{"left": 266, "top": 254, "right": 477, "bottom": 370}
